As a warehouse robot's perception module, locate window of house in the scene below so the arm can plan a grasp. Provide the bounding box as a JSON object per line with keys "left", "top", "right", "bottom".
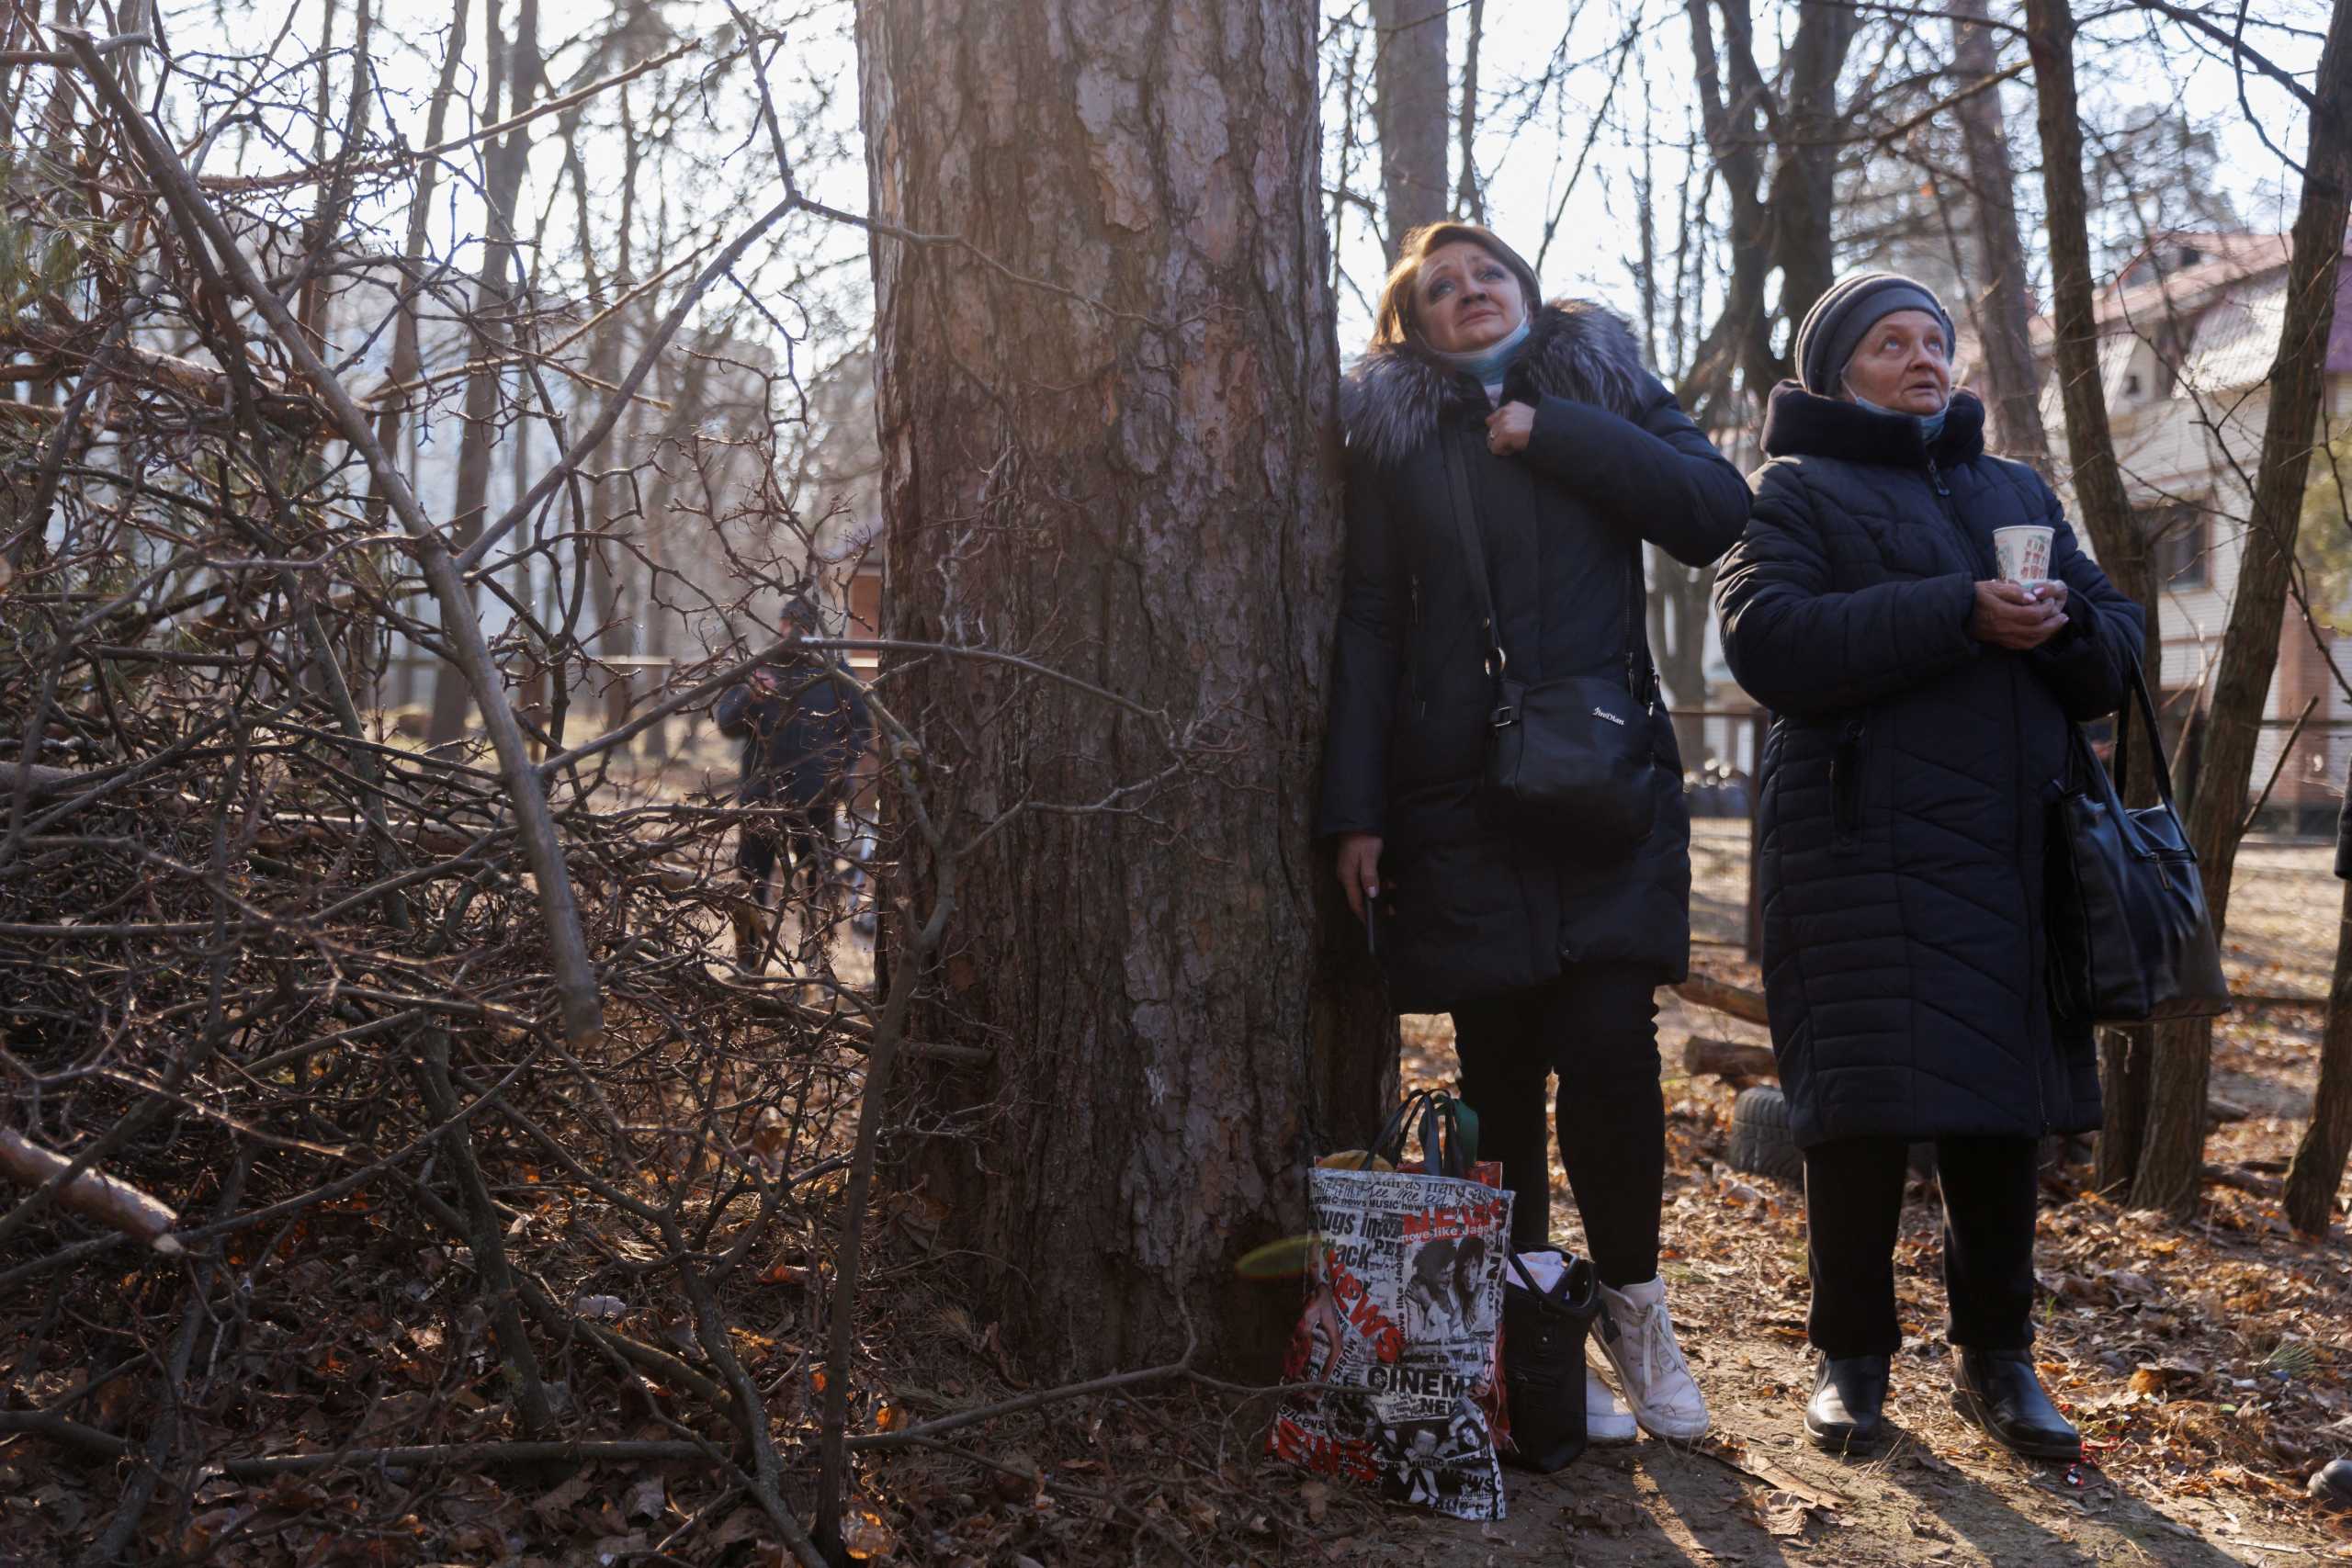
{"left": 2135, "top": 502, "right": 2210, "bottom": 590}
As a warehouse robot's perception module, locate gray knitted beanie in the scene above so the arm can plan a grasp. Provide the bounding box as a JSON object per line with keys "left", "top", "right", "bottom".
{"left": 1792, "top": 273, "right": 1955, "bottom": 396}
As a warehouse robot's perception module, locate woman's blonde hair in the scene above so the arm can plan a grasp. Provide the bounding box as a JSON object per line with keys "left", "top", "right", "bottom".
{"left": 1370, "top": 223, "right": 1544, "bottom": 351}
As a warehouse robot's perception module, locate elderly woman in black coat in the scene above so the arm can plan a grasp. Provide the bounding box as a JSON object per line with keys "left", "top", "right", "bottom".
{"left": 1320, "top": 223, "right": 1750, "bottom": 1443}
{"left": 1714, "top": 274, "right": 2143, "bottom": 1461}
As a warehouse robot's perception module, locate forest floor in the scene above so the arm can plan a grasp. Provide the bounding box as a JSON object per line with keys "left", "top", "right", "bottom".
{"left": 1291, "top": 822, "right": 2352, "bottom": 1567}
{"left": 6, "top": 812, "right": 2347, "bottom": 1566}
{"left": 851, "top": 827, "right": 2352, "bottom": 1565}
{"left": 1333, "top": 988, "right": 2352, "bottom": 1568}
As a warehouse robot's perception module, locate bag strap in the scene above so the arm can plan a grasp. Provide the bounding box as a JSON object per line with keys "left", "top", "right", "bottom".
{"left": 1371, "top": 1089, "right": 1471, "bottom": 1179}
{"left": 1440, "top": 436, "right": 1508, "bottom": 694}
{"left": 2071, "top": 659, "right": 2196, "bottom": 864}
{"left": 2109, "top": 660, "right": 2182, "bottom": 816}
{"left": 1371, "top": 1089, "right": 1435, "bottom": 1166}
{"left": 1442, "top": 423, "right": 1655, "bottom": 710}
{"left": 1506, "top": 1250, "right": 1601, "bottom": 1315}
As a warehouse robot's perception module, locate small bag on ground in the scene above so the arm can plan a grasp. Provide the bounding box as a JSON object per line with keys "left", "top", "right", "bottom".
{"left": 1499, "top": 1249, "right": 1600, "bottom": 1472}
{"left": 1269, "top": 1090, "right": 1514, "bottom": 1519}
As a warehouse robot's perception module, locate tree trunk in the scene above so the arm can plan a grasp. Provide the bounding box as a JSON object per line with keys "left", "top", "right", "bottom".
{"left": 426, "top": 0, "right": 540, "bottom": 747}
{"left": 1681, "top": 0, "right": 1775, "bottom": 408}
{"left": 1646, "top": 551, "right": 1713, "bottom": 763}
{"left": 2286, "top": 872, "right": 2352, "bottom": 1235}
{"left": 365, "top": 0, "right": 469, "bottom": 568}
{"left": 2025, "top": 0, "right": 2170, "bottom": 1194}
{"left": 1453, "top": 0, "right": 1485, "bottom": 224}
{"left": 1763, "top": 0, "right": 1857, "bottom": 337}
{"left": 1370, "top": 0, "right": 1448, "bottom": 258}
{"left": 1950, "top": 0, "right": 2047, "bottom": 470}
{"left": 1683, "top": 0, "right": 1858, "bottom": 405}
{"left": 857, "top": 0, "right": 1395, "bottom": 1379}
{"left": 2131, "top": 5, "right": 2352, "bottom": 1216}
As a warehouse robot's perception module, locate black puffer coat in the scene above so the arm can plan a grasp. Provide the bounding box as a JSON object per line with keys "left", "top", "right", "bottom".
{"left": 714, "top": 655, "right": 872, "bottom": 812}
{"left": 1714, "top": 385, "right": 2143, "bottom": 1146}
{"left": 1318, "top": 302, "right": 1751, "bottom": 1011}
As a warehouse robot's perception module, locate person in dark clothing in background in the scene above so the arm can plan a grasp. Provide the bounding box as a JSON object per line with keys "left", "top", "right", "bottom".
{"left": 1715, "top": 273, "right": 2143, "bottom": 1462}
{"left": 715, "top": 594, "right": 873, "bottom": 968}
{"left": 1320, "top": 222, "right": 1750, "bottom": 1444}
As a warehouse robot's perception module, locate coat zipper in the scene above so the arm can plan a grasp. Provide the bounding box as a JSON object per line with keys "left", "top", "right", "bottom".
{"left": 1928, "top": 446, "right": 2052, "bottom": 1133}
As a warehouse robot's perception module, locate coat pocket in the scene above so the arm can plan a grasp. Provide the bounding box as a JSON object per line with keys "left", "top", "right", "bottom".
{"left": 1830, "top": 720, "right": 1867, "bottom": 850}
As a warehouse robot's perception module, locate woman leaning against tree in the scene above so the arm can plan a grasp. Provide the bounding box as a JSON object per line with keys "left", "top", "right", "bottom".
{"left": 1713, "top": 273, "right": 2143, "bottom": 1461}
{"left": 1319, "top": 222, "right": 1751, "bottom": 1444}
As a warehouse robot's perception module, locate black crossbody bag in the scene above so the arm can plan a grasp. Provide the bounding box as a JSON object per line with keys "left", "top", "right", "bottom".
{"left": 2046, "top": 664, "right": 2231, "bottom": 1025}
{"left": 1441, "top": 434, "right": 1665, "bottom": 844}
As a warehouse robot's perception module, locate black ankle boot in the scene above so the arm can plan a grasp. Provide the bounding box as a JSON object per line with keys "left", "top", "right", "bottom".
{"left": 1804, "top": 1354, "right": 1889, "bottom": 1454}
{"left": 1951, "top": 1348, "right": 2080, "bottom": 1461}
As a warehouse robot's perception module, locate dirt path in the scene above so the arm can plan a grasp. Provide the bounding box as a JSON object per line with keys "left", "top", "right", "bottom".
{"left": 1357, "top": 949, "right": 2352, "bottom": 1568}
{"left": 1340, "top": 1198, "right": 2349, "bottom": 1568}
{"left": 1382, "top": 1339, "right": 2342, "bottom": 1567}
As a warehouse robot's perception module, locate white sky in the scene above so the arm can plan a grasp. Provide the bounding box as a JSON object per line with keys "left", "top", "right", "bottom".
{"left": 144, "top": 0, "right": 2333, "bottom": 381}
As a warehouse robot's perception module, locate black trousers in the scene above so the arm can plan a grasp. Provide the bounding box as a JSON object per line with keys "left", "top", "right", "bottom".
{"left": 1450, "top": 965, "right": 1663, "bottom": 1287}
{"left": 1803, "top": 1134, "right": 2040, "bottom": 1357}
{"left": 735, "top": 802, "right": 824, "bottom": 898}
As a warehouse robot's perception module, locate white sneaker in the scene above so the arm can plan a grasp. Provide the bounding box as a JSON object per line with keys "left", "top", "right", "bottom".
{"left": 1585, "top": 1359, "right": 1638, "bottom": 1444}
{"left": 1596, "top": 1276, "right": 1710, "bottom": 1440}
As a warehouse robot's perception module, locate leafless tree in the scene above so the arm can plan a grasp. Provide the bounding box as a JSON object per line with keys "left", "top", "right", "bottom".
{"left": 2127, "top": 1, "right": 2352, "bottom": 1217}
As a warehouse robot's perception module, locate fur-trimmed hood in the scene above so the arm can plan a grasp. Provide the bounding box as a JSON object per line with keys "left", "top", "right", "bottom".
{"left": 1340, "top": 299, "right": 1651, "bottom": 469}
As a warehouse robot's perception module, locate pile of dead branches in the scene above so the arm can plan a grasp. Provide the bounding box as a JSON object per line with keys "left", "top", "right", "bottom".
{"left": 0, "top": 22, "right": 956, "bottom": 1565}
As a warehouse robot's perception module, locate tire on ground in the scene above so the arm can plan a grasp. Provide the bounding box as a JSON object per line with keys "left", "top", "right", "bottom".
{"left": 1727, "top": 1085, "right": 1804, "bottom": 1186}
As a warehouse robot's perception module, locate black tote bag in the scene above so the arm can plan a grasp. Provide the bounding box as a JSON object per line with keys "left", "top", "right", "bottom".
{"left": 1499, "top": 1250, "right": 1600, "bottom": 1472}
{"left": 2046, "top": 666, "right": 2232, "bottom": 1025}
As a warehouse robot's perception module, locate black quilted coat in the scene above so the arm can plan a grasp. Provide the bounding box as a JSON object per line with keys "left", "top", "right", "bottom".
{"left": 1714, "top": 384, "right": 2143, "bottom": 1146}
{"left": 1318, "top": 302, "right": 1750, "bottom": 1011}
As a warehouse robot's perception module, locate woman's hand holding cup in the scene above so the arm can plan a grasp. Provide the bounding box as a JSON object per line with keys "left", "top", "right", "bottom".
{"left": 1970, "top": 579, "right": 2066, "bottom": 649}
{"left": 1975, "top": 522, "right": 2066, "bottom": 649}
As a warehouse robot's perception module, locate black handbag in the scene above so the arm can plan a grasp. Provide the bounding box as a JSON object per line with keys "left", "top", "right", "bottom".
{"left": 1500, "top": 1250, "right": 1600, "bottom": 1472}
{"left": 1440, "top": 435, "right": 1664, "bottom": 844}
{"left": 2046, "top": 665, "right": 2232, "bottom": 1025}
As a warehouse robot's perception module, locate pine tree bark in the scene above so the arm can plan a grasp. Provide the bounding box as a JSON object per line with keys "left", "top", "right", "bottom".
{"left": 2025, "top": 0, "right": 2168, "bottom": 1193}
{"left": 1950, "top": 0, "right": 2047, "bottom": 470}
{"left": 2131, "top": 5, "right": 2352, "bottom": 1216}
{"left": 1370, "top": 0, "right": 1448, "bottom": 258}
{"left": 857, "top": 0, "right": 1396, "bottom": 1379}
{"left": 2286, "top": 872, "right": 2352, "bottom": 1235}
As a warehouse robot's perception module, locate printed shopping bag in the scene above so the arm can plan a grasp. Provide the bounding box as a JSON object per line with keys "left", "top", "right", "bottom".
{"left": 1269, "top": 1090, "right": 1513, "bottom": 1519}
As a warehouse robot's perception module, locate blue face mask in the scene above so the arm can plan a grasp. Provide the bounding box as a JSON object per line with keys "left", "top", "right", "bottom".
{"left": 1432, "top": 318, "right": 1532, "bottom": 388}
{"left": 1849, "top": 386, "right": 1949, "bottom": 444}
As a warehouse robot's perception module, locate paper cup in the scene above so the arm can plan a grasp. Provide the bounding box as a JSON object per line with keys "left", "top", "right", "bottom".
{"left": 1993, "top": 525, "right": 2054, "bottom": 586}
